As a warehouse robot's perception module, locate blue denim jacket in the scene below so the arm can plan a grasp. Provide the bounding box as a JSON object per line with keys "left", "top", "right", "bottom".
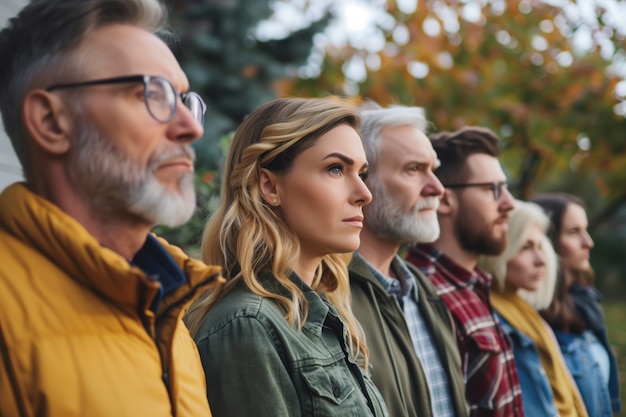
{"left": 496, "top": 313, "right": 559, "bottom": 417}
{"left": 555, "top": 329, "right": 618, "bottom": 417}
{"left": 194, "top": 274, "right": 389, "bottom": 417}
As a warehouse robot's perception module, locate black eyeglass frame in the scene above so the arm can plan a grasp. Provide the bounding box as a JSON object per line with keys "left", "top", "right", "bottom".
{"left": 46, "top": 74, "right": 206, "bottom": 126}
{"left": 443, "top": 181, "right": 508, "bottom": 200}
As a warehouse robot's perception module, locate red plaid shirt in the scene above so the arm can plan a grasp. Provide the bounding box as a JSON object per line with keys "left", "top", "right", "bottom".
{"left": 406, "top": 244, "right": 524, "bottom": 417}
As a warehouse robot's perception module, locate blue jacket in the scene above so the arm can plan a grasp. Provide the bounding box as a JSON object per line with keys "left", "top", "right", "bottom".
{"left": 555, "top": 329, "right": 620, "bottom": 417}
{"left": 496, "top": 314, "right": 559, "bottom": 417}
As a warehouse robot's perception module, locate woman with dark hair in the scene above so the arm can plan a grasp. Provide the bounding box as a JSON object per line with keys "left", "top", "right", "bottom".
{"left": 532, "top": 193, "right": 621, "bottom": 417}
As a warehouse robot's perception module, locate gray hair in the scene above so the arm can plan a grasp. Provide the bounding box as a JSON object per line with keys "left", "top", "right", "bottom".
{"left": 359, "top": 101, "right": 428, "bottom": 174}
{"left": 0, "top": 0, "right": 168, "bottom": 176}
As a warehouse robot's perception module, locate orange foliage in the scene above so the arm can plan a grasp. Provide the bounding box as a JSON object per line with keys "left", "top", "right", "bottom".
{"left": 289, "top": 0, "right": 626, "bottom": 201}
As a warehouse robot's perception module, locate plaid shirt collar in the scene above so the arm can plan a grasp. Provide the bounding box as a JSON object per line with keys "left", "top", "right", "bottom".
{"left": 407, "top": 243, "right": 492, "bottom": 291}
{"left": 406, "top": 243, "right": 525, "bottom": 417}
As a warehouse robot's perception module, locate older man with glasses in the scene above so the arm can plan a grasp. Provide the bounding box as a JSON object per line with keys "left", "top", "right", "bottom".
{"left": 0, "top": 1, "right": 223, "bottom": 416}
{"left": 405, "top": 127, "right": 523, "bottom": 417}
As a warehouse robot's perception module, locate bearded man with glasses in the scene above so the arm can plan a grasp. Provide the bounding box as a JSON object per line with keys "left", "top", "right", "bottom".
{"left": 405, "top": 127, "right": 523, "bottom": 417}
{"left": 0, "top": 1, "right": 223, "bottom": 416}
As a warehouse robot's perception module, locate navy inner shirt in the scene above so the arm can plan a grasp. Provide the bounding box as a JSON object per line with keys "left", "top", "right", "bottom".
{"left": 131, "top": 234, "right": 187, "bottom": 313}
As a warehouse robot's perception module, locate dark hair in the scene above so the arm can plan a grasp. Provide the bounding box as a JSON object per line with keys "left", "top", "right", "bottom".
{"left": 531, "top": 192, "right": 590, "bottom": 332}
{"left": 429, "top": 126, "right": 501, "bottom": 184}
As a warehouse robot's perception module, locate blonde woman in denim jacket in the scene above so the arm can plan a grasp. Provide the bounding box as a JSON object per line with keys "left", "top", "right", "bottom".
{"left": 480, "top": 200, "right": 587, "bottom": 417}
{"left": 185, "top": 97, "right": 389, "bottom": 417}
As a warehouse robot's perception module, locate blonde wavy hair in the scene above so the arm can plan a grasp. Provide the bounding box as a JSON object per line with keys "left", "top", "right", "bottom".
{"left": 185, "top": 97, "right": 368, "bottom": 365}
{"left": 479, "top": 199, "right": 558, "bottom": 310}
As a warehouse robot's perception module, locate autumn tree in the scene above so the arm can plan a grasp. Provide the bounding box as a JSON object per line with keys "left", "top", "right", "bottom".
{"left": 289, "top": 0, "right": 626, "bottom": 294}
{"left": 291, "top": 0, "right": 626, "bottom": 203}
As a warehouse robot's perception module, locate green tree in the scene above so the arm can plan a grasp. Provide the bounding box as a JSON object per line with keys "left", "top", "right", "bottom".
{"left": 168, "top": 0, "right": 330, "bottom": 169}
{"left": 154, "top": 0, "right": 331, "bottom": 252}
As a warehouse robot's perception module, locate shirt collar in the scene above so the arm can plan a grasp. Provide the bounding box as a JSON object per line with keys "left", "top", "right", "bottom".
{"left": 410, "top": 243, "right": 492, "bottom": 289}
{"left": 356, "top": 252, "right": 417, "bottom": 299}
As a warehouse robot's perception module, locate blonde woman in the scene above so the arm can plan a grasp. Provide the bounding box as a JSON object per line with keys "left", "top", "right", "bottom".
{"left": 480, "top": 200, "right": 587, "bottom": 417}
{"left": 185, "top": 97, "right": 389, "bottom": 417}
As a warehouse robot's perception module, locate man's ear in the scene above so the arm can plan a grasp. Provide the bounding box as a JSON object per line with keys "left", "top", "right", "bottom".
{"left": 22, "top": 90, "right": 72, "bottom": 155}
{"left": 438, "top": 189, "right": 455, "bottom": 215}
{"left": 259, "top": 168, "right": 281, "bottom": 207}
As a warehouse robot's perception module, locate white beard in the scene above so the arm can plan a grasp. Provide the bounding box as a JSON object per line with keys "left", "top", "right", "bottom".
{"left": 365, "top": 178, "right": 440, "bottom": 244}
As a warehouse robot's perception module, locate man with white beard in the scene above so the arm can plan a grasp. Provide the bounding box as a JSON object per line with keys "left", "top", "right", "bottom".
{"left": 0, "top": 1, "right": 223, "bottom": 416}
{"left": 349, "top": 103, "right": 469, "bottom": 417}
{"left": 405, "top": 127, "right": 522, "bottom": 417}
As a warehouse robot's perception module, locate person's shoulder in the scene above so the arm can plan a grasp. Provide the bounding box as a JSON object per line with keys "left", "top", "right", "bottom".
{"left": 347, "top": 255, "right": 388, "bottom": 300}
{"left": 348, "top": 253, "right": 372, "bottom": 283}
{"left": 195, "top": 284, "right": 290, "bottom": 338}
{"left": 205, "top": 285, "right": 263, "bottom": 319}
{"left": 153, "top": 234, "right": 223, "bottom": 281}
{"left": 0, "top": 228, "right": 47, "bottom": 289}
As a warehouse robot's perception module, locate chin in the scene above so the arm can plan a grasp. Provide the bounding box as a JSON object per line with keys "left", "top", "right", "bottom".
{"left": 337, "top": 244, "right": 360, "bottom": 254}
{"left": 331, "top": 240, "right": 360, "bottom": 255}
{"left": 571, "top": 260, "right": 591, "bottom": 272}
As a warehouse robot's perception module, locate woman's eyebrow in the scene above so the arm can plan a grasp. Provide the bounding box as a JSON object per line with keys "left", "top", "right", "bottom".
{"left": 323, "top": 152, "right": 354, "bottom": 165}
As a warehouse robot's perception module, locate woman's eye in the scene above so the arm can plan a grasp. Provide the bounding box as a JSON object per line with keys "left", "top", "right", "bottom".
{"left": 359, "top": 172, "right": 369, "bottom": 181}
{"left": 328, "top": 165, "right": 343, "bottom": 176}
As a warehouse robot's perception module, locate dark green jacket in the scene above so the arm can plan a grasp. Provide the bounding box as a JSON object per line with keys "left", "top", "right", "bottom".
{"left": 349, "top": 254, "right": 469, "bottom": 417}
{"left": 194, "top": 273, "right": 389, "bottom": 417}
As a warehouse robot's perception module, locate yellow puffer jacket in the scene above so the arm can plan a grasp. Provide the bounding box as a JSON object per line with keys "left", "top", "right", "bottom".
{"left": 0, "top": 183, "right": 223, "bottom": 417}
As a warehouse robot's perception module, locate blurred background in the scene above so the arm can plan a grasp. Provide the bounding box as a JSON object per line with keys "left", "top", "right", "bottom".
{"left": 162, "top": 0, "right": 626, "bottom": 303}
{"left": 1, "top": 0, "right": 625, "bottom": 393}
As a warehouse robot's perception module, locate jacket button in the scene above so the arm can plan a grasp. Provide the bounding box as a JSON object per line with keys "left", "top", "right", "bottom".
{"left": 332, "top": 386, "right": 341, "bottom": 398}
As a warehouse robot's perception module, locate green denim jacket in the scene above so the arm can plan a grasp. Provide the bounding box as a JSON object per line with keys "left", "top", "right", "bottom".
{"left": 194, "top": 272, "right": 389, "bottom": 417}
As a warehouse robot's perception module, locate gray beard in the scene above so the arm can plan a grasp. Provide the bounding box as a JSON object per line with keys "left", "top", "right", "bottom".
{"left": 67, "top": 120, "right": 197, "bottom": 227}
{"left": 364, "top": 178, "right": 440, "bottom": 244}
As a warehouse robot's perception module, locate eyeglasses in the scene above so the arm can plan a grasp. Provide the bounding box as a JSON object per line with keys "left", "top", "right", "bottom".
{"left": 443, "top": 181, "right": 508, "bottom": 200}
{"left": 46, "top": 75, "right": 207, "bottom": 126}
